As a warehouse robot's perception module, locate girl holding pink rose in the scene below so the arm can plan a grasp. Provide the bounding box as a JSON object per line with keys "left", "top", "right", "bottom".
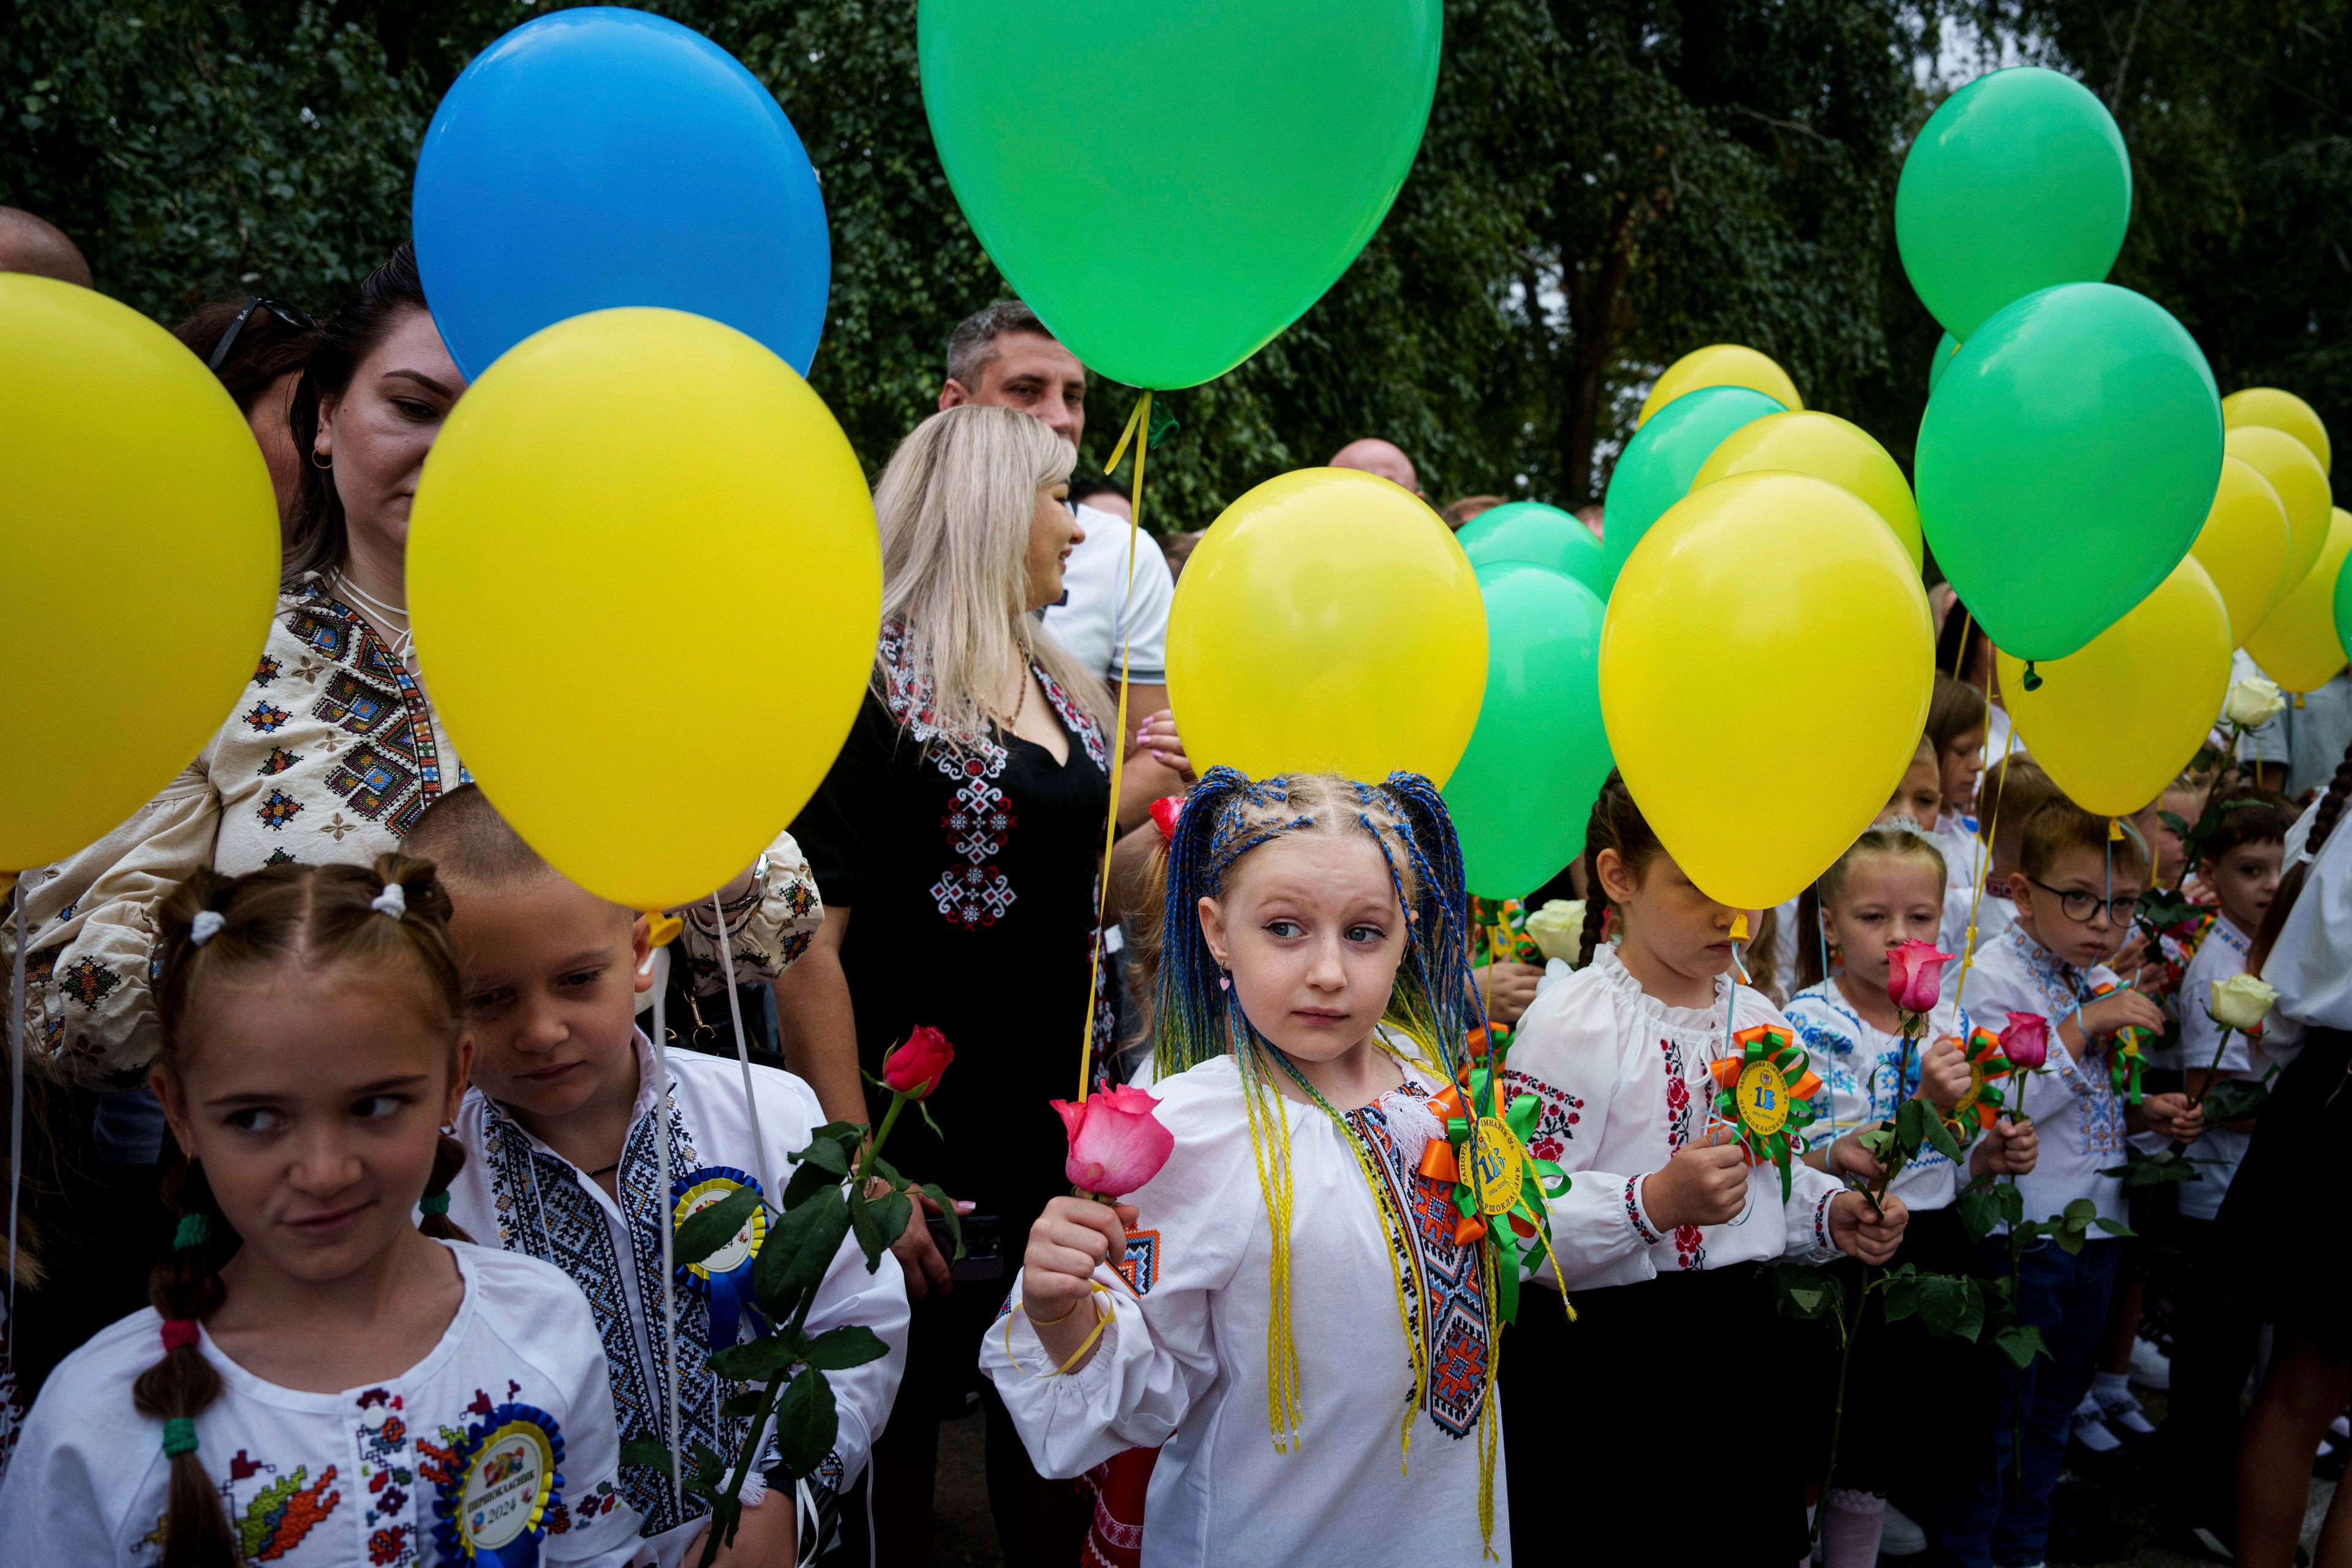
{"left": 983, "top": 769, "right": 1536, "bottom": 1566}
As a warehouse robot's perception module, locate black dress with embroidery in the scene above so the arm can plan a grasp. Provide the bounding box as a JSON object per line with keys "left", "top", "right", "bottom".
{"left": 791, "top": 624, "right": 1113, "bottom": 1245}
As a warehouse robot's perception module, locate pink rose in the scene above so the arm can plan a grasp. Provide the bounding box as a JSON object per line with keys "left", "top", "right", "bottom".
{"left": 1999, "top": 1012, "right": 2049, "bottom": 1071}
{"left": 1887, "top": 940, "right": 1953, "bottom": 1016}
{"left": 881, "top": 1026, "right": 954, "bottom": 1100}
{"left": 1054, "top": 1085, "right": 1175, "bottom": 1199}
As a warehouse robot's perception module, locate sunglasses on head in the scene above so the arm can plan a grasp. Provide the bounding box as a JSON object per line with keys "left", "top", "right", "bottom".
{"left": 207, "top": 296, "right": 317, "bottom": 372}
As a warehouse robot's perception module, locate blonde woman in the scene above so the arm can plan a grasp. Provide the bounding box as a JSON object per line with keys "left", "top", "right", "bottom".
{"left": 784, "top": 403, "right": 1125, "bottom": 1564}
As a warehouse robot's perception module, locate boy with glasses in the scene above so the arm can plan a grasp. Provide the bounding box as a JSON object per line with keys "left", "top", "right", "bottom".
{"left": 1932, "top": 797, "right": 2206, "bottom": 1568}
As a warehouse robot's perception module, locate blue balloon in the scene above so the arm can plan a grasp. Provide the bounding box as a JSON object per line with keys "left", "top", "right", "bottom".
{"left": 414, "top": 7, "right": 829, "bottom": 380}
{"left": 1599, "top": 385, "right": 1784, "bottom": 591}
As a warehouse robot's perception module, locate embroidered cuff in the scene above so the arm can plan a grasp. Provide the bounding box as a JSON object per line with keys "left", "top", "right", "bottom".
{"left": 1812, "top": 1187, "right": 1837, "bottom": 1255}
{"left": 1624, "top": 1174, "right": 1662, "bottom": 1246}
{"left": 760, "top": 1449, "right": 845, "bottom": 1567}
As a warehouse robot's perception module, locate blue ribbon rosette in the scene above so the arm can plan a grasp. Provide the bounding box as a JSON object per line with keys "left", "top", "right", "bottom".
{"left": 431, "top": 1403, "right": 563, "bottom": 1566}
{"left": 671, "top": 1166, "right": 768, "bottom": 1352}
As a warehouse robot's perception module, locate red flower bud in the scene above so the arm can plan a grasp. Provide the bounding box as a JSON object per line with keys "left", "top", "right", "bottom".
{"left": 881, "top": 1025, "right": 954, "bottom": 1100}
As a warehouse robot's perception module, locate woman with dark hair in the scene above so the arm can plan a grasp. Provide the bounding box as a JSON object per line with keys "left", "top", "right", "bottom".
{"left": 170, "top": 296, "right": 318, "bottom": 533}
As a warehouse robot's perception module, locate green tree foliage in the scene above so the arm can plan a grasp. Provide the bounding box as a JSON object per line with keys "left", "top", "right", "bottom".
{"left": 7, "top": 0, "right": 2334, "bottom": 531}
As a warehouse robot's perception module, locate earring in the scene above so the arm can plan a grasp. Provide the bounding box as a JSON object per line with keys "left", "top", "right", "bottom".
{"left": 310, "top": 448, "right": 333, "bottom": 469}
{"left": 1217, "top": 969, "right": 1232, "bottom": 992}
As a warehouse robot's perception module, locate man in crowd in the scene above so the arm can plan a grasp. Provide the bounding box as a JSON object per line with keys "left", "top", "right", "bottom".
{"left": 0, "top": 206, "right": 92, "bottom": 287}
{"left": 1329, "top": 435, "right": 1422, "bottom": 496}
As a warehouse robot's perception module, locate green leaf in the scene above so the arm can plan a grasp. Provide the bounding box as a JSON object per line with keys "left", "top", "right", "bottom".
{"left": 1882, "top": 1275, "right": 1920, "bottom": 1322}
{"left": 867, "top": 1155, "right": 904, "bottom": 1189}
{"left": 870, "top": 1188, "right": 913, "bottom": 1250}
{"left": 2090, "top": 1216, "right": 2134, "bottom": 1238}
{"left": 1894, "top": 1096, "right": 1931, "bottom": 1155}
{"left": 922, "top": 1183, "right": 966, "bottom": 1262}
{"left": 1996, "top": 1182, "right": 2026, "bottom": 1227}
{"left": 847, "top": 1183, "right": 886, "bottom": 1270}
{"left": 793, "top": 1136, "right": 851, "bottom": 1178}
{"left": 781, "top": 1161, "right": 840, "bottom": 1212}
{"left": 755, "top": 1185, "right": 851, "bottom": 1314}
{"left": 802, "top": 1325, "right": 889, "bottom": 1371}
{"left": 2199, "top": 1079, "right": 2270, "bottom": 1123}
{"left": 2061, "top": 1198, "right": 2098, "bottom": 1223}
{"left": 709, "top": 1334, "right": 799, "bottom": 1382}
{"left": 718, "top": 1392, "right": 764, "bottom": 1421}
{"left": 673, "top": 1185, "right": 764, "bottom": 1270}
{"left": 2050, "top": 1224, "right": 2086, "bottom": 1256}
{"left": 1994, "top": 1323, "right": 2049, "bottom": 1370}
{"left": 1958, "top": 1179, "right": 2004, "bottom": 1245}
{"left": 620, "top": 1437, "right": 678, "bottom": 1474}
{"left": 1771, "top": 1264, "right": 1842, "bottom": 1321}
{"left": 1922, "top": 1109, "right": 1964, "bottom": 1164}
{"left": 769, "top": 1369, "right": 840, "bottom": 1480}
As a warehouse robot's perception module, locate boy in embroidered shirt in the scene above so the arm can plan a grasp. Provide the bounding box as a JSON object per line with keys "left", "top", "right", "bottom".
{"left": 1932, "top": 800, "right": 2204, "bottom": 1568}
{"left": 2150, "top": 789, "right": 2293, "bottom": 1544}
{"left": 1939, "top": 756, "right": 2063, "bottom": 978}
{"left": 407, "top": 787, "right": 910, "bottom": 1568}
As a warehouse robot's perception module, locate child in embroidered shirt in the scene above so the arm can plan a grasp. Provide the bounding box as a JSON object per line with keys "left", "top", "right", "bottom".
{"left": 405, "top": 787, "right": 908, "bottom": 1568}
{"left": 0, "top": 857, "right": 644, "bottom": 1568}
{"left": 2150, "top": 789, "right": 2293, "bottom": 1541}
{"left": 1927, "top": 674, "right": 1991, "bottom": 890}
{"left": 987, "top": 771, "right": 1530, "bottom": 1566}
{"left": 1498, "top": 771, "right": 1907, "bottom": 1567}
{"left": 1939, "top": 756, "right": 2064, "bottom": 971}
{"left": 1931, "top": 801, "right": 2204, "bottom": 1568}
{"left": 1785, "top": 826, "right": 2040, "bottom": 1567}
{"left": 1883, "top": 736, "right": 1946, "bottom": 832}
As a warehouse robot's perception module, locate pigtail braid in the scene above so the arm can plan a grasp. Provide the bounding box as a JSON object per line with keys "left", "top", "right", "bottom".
{"left": 2248, "top": 736, "right": 2352, "bottom": 974}
{"left": 131, "top": 1163, "right": 237, "bottom": 1568}
{"left": 418, "top": 1133, "right": 475, "bottom": 1243}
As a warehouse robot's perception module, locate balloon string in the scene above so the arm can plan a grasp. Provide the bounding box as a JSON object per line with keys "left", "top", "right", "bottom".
{"left": 714, "top": 892, "right": 772, "bottom": 1203}
{"left": 1950, "top": 657, "right": 2013, "bottom": 1022}
{"left": 1077, "top": 391, "right": 1153, "bottom": 1104}
{"left": 9, "top": 886, "right": 24, "bottom": 1329}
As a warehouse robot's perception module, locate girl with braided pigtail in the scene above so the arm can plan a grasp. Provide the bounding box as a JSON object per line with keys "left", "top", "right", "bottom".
{"left": 0, "top": 858, "right": 643, "bottom": 1567}
{"left": 984, "top": 769, "right": 1570, "bottom": 1565}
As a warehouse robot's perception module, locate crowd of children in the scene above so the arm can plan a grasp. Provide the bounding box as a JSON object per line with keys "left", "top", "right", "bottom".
{"left": 4, "top": 646, "right": 2351, "bottom": 1568}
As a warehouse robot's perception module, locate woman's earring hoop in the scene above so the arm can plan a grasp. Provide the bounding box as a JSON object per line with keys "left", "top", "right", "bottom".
{"left": 310, "top": 448, "right": 333, "bottom": 469}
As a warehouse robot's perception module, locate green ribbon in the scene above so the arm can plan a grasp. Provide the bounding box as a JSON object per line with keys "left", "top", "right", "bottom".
{"left": 1437, "top": 1061, "right": 1570, "bottom": 1324}
{"left": 1710, "top": 1027, "right": 1820, "bottom": 1203}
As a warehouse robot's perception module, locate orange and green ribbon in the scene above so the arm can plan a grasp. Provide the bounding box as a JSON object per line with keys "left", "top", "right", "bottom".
{"left": 1415, "top": 1063, "right": 1568, "bottom": 1324}
{"left": 1706, "top": 1024, "right": 1823, "bottom": 1202}
{"left": 2090, "top": 982, "right": 2149, "bottom": 1105}
{"left": 1951, "top": 1027, "right": 2015, "bottom": 1131}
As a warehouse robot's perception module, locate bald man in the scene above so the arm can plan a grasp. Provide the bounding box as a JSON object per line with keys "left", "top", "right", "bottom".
{"left": 0, "top": 206, "right": 92, "bottom": 288}
{"left": 1329, "top": 436, "right": 1422, "bottom": 497}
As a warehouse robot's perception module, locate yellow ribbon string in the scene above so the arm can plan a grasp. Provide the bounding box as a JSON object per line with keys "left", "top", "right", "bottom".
{"left": 1076, "top": 390, "right": 1155, "bottom": 1104}
{"left": 1003, "top": 1283, "right": 1114, "bottom": 1378}
{"left": 1950, "top": 654, "right": 2014, "bottom": 1021}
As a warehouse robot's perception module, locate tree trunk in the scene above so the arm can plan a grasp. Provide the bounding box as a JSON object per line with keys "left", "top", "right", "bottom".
{"left": 1559, "top": 199, "right": 1638, "bottom": 507}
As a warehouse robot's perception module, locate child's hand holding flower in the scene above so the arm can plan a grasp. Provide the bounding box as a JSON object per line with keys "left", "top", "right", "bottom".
{"left": 1917, "top": 1035, "right": 1971, "bottom": 1112}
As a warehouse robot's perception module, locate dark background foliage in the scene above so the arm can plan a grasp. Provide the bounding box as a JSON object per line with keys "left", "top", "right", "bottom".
{"left": 5, "top": 0, "right": 2345, "bottom": 531}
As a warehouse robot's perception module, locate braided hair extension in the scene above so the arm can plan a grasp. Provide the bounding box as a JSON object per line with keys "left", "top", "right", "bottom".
{"left": 2248, "top": 737, "right": 2352, "bottom": 975}
{"left": 136, "top": 854, "right": 478, "bottom": 1558}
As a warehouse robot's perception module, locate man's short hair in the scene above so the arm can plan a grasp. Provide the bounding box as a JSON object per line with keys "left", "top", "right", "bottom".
{"left": 2020, "top": 797, "right": 2149, "bottom": 883}
{"left": 0, "top": 205, "right": 92, "bottom": 288}
{"left": 404, "top": 783, "right": 554, "bottom": 892}
{"left": 945, "top": 300, "right": 1062, "bottom": 390}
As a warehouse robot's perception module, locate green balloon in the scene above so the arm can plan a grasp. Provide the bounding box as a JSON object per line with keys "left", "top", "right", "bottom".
{"left": 919, "top": 0, "right": 1440, "bottom": 390}
{"left": 2335, "top": 545, "right": 2352, "bottom": 666}
{"left": 1928, "top": 331, "right": 1959, "bottom": 395}
{"left": 1917, "top": 282, "right": 2222, "bottom": 663}
{"left": 1458, "top": 500, "right": 1608, "bottom": 597}
{"left": 1600, "top": 385, "right": 1783, "bottom": 591}
{"left": 1896, "top": 67, "right": 2131, "bottom": 341}
{"left": 1444, "top": 563, "right": 1613, "bottom": 900}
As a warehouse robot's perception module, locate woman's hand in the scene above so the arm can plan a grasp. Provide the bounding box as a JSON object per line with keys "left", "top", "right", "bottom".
{"left": 1970, "top": 1117, "right": 2038, "bottom": 1177}
{"left": 1135, "top": 710, "right": 1193, "bottom": 781}
{"left": 2136, "top": 1091, "right": 2206, "bottom": 1143}
{"left": 1830, "top": 1190, "right": 1908, "bottom": 1264}
{"left": 1022, "top": 1196, "right": 1136, "bottom": 1370}
{"left": 1917, "top": 1036, "right": 1971, "bottom": 1113}
{"left": 1477, "top": 961, "right": 1544, "bottom": 1026}
{"left": 1639, "top": 1128, "right": 1749, "bottom": 1230}
{"left": 881, "top": 1181, "right": 971, "bottom": 1299}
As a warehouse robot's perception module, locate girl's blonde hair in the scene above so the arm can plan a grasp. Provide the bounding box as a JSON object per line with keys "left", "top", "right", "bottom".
{"left": 872, "top": 403, "right": 1114, "bottom": 753}
{"left": 1795, "top": 826, "right": 1949, "bottom": 991}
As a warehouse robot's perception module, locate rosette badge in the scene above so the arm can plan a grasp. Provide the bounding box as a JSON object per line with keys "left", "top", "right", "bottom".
{"left": 433, "top": 1404, "right": 563, "bottom": 1566}
{"left": 671, "top": 1167, "right": 767, "bottom": 1351}
{"left": 1707, "top": 1024, "right": 1823, "bottom": 1199}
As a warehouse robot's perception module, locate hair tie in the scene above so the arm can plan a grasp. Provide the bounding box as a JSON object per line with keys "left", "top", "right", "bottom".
{"left": 160, "top": 1319, "right": 200, "bottom": 1352}
{"left": 1148, "top": 795, "right": 1184, "bottom": 843}
{"left": 189, "top": 910, "right": 225, "bottom": 947}
{"left": 370, "top": 881, "right": 407, "bottom": 919}
{"left": 419, "top": 1191, "right": 450, "bottom": 1217}
{"left": 161, "top": 1417, "right": 200, "bottom": 1458}
{"left": 174, "top": 1213, "right": 211, "bottom": 1250}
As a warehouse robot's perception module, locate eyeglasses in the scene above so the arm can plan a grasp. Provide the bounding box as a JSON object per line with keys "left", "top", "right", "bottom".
{"left": 2024, "top": 876, "right": 2137, "bottom": 927}
{"left": 206, "top": 296, "right": 317, "bottom": 372}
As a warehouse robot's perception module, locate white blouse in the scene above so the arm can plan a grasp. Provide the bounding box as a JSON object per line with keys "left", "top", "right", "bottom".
{"left": 1502, "top": 945, "right": 1845, "bottom": 1291}
{"left": 1783, "top": 982, "right": 1974, "bottom": 1213}
{"left": 0, "top": 1243, "right": 644, "bottom": 1567}
{"left": 1961, "top": 925, "right": 2128, "bottom": 1228}
{"left": 445, "top": 1033, "right": 908, "bottom": 1566}
{"left": 982, "top": 1052, "right": 1510, "bottom": 1567}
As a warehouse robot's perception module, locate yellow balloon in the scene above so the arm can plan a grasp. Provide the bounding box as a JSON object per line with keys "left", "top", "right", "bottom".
{"left": 409, "top": 308, "right": 880, "bottom": 910}
{"left": 2190, "top": 456, "right": 2292, "bottom": 646}
{"left": 2243, "top": 508, "right": 2352, "bottom": 693}
{"left": 1691, "top": 409, "right": 1923, "bottom": 570}
{"left": 2223, "top": 387, "right": 2330, "bottom": 475}
{"left": 1635, "top": 344, "right": 1803, "bottom": 427}
{"left": 1998, "top": 558, "right": 2232, "bottom": 816}
{"left": 0, "top": 275, "right": 279, "bottom": 873}
{"left": 2226, "top": 424, "right": 2331, "bottom": 593}
{"left": 1600, "top": 472, "right": 1932, "bottom": 908}
{"left": 1166, "top": 469, "right": 1487, "bottom": 785}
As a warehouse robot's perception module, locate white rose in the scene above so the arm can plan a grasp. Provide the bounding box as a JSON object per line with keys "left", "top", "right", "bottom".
{"left": 2223, "top": 674, "right": 2285, "bottom": 730}
{"left": 1525, "top": 899, "right": 1587, "bottom": 966}
{"left": 2209, "top": 971, "right": 2279, "bottom": 1032}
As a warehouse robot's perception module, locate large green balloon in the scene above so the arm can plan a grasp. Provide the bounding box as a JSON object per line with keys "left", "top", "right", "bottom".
{"left": 1444, "top": 563, "right": 1613, "bottom": 900}
{"left": 918, "top": 0, "right": 1439, "bottom": 390}
{"left": 1917, "top": 282, "right": 2222, "bottom": 663}
{"left": 1928, "top": 331, "right": 1959, "bottom": 395}
{"left": 1600, "top": 385, "right": 1783, "bottom": 591}
{"left": 1896, "top": 67, "right": 2131, "bottom": 341}
{"left": 2335, "top": 543, "right": 2352, "bottom": 666}
{"left": 1457, "top": 500, "right": 1608, "bottom": 597}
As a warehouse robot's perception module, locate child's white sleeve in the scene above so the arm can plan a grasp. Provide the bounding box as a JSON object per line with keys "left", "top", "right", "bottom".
{"left": 538, "top": 1290, "right": 650, "bottom": 1566}
{"left": 1501, "top": 980, "right": 1664, "bottom": 1291}
{"left": 1781, "top": 1158, "right": 1847, "bottom": 1264}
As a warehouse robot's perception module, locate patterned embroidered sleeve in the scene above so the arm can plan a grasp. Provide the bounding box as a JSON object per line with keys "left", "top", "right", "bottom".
{"left": 675, "top": 830, "right": 827, "bottom": 994}
{"left": 4, "top": 756, "right": 221, "bottom": 1090}
{"left": 1501, "top": 973, "right": 1661, "bottom": 1291}
{"left": 979, "top": 1068, "right": 1253, "bottom": 1478}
